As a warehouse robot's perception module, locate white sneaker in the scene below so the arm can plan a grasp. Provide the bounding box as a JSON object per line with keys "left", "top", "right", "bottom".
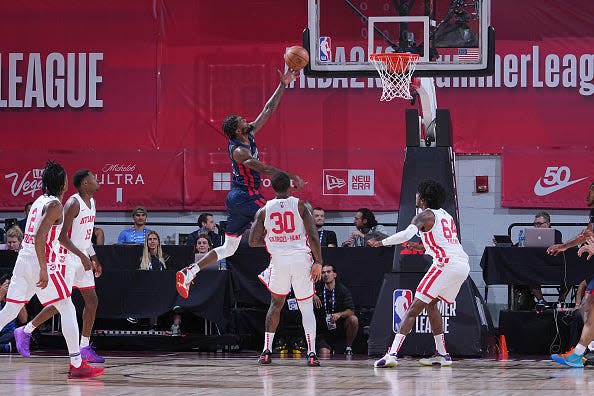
{"left": 374, "top": 353, "right": 399, "bottom": 368}
{"left": 419, "top": 353, "right": 453, "bottom": 366}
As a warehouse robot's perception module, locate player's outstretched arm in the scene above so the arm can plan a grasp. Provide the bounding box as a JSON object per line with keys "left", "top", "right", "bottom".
{"left": 577, "top": 236, "right": 594, "bottom": 260}
{"left": 34, "top": 201, "right": 63, "bottom": 289}
{"left": 58, "top": 197, "right": 93, "bottom": 271}
{"left": 248, "top": 208, "right": 267, "bottom": 248}
{"left": 250, "top": 69, "right": 298, "bottom": 135}
{"left": 549, "top": 223, "right": 593, "bottom": 256}
{"left": 369, "top": 210, "right": 434, "bottom": 247}
{"left": 234, "top": 146, "right": 305, "bottom": 191}
{"left": 300, "top": 199, "right": 322, "bottom": 282}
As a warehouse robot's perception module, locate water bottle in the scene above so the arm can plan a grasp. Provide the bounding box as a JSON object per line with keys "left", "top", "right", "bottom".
{"left": 518, "top": 230, "right": 525, "bottom": 247}
{"left": 218, "top": 258, "right": 227, "bottom": 270}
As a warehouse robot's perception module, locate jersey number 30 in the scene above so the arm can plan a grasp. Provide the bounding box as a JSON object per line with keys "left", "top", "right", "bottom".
{"left": 269, "top": 212, "right": 295, "bottom": 234}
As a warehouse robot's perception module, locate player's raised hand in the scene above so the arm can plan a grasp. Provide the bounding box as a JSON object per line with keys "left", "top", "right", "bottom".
{"left": 36, "top": 268, "right": 48, "bottom": 289}
{"left": 291, "top": 174, "right": 305, "bottom": 191}
{"left": 310, "top": 262, "right": 322, "bottom": 282}
{"left": 278, "top": 69, "right": 299, "bottom": 85}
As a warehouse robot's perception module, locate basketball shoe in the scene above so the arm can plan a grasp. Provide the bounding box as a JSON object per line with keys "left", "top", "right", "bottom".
{"left": 176, "top": 267, "right": 193, "bottom": 299}
{"left": 374, "top": 353, "right": 398, "bottom": 368}
{"left": 68, "top": 361, "right": 105, "bottom": 379}
{"left": 419, "top": 353, "right": 453, "bottom": 366}
{"left": 258, "top": 349, "right": 272, "bottom": 365}
{"left": 14, "top": 326, "right": 31, "bottom": 357}
{"left": 307, "top": 352, "right": 320, "bottom": 367}
{"left": 551, "top": 349, "right": 584, "bottom": 368}
{"left": 81, "top": 345, "right": 105, "bottom": 363}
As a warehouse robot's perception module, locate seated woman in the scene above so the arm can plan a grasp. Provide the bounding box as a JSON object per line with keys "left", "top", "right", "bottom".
{"left": 140, "top": 231, "right": 169, "bottom": 271}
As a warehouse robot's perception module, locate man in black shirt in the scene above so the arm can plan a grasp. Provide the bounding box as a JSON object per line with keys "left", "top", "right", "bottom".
{"left": 312, "top": 207, "right": 337, "bottom": 247}
{"left": 313, "top": 264, "right": 359, "bottom": 356}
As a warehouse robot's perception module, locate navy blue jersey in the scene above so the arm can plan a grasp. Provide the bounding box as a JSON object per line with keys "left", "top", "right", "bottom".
{"left": 228, "top": 133, "right": 261, "bottom": 193}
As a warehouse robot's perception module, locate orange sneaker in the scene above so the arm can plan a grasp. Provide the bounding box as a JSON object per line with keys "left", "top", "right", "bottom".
{"left": 68, "top": 361, "right": 105, "bottom": 379}
{"left": 176, "top": 268, "right": 192, "bottom": 299}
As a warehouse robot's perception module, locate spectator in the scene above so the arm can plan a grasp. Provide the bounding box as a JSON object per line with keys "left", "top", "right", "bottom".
{"left": 529, "top": 211, "right": 564, "bottom": 310}
{"left": 117, "top": 206, "right": 151, "bottom": 244}
{"left": 312, "top": 207, "right": 337, "bottom": 247}
{"left": 0, "top": 277, "right": 28, "bottom": 352}
{"left": 341, "top": 208, "right": 388, "bottom": 247}
{"left": 185, "top": 213, "right": 221, "bottom": 249}
{"left": 6, "top": 227, "right": 23, "bottom": 251}
{"left": 16, "top": 201, "right": 33, "bottom": 233}
{"left": 313, "top": 264, "right": 359, "bottom": 357}
{"left": 194, "top": 233, "right": 213, "bottom": 262}
{"left": 139, "top": 231, "right": 169, "bottom": 271}
{"left": 91, "top": 226, "right": 105, "bottom": 245}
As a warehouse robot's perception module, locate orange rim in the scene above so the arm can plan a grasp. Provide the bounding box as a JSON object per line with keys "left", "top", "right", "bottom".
{"left": 369, "top": 53, "right": 420, "bottom": 73}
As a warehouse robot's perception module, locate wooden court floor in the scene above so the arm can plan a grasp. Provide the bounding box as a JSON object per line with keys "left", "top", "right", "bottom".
{"left": 1, "top": 352, "right": 594, "bottom": 395}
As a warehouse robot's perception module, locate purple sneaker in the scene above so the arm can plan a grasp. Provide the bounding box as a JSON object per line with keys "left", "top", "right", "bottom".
{"left": 14, "top": 326, "right": 31, "bottom": 357}
{"left": 80, "top": 345, "right": 105, "bottom": 363}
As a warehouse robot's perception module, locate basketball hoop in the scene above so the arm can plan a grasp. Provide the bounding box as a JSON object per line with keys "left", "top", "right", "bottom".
{"left": 369, "top": 53, "right": 420, "bottom": 101}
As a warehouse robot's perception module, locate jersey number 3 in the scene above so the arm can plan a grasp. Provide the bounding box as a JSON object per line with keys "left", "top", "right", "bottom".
{"left": 269, "top": 212, "right": 295, "bottom": 234}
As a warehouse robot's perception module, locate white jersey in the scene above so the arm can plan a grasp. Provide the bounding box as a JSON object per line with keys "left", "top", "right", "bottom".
{"left": 21, "top": 194, "right": 63, "bottom": 264}
{"left": 67, "top": 194, "right": 96, "bottom": 253}
{"left": 263, "top": 196, "right": 310, "bottom": 257}
{"left": 420, "top": 208, "right": 469, "bottom": 266}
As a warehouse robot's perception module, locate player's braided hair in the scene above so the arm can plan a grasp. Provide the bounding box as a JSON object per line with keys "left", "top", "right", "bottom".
{"left": 222, "top": 115, "right": 241, "bottom": 139}
{"left": 42, "top": 160, "right": 66, "bottom": 197}
{"left": 417, "top": 179, "right": 446, "bottom": 209}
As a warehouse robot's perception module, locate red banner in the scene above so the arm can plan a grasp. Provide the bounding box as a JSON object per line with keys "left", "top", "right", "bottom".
{"left": 0, "top": 151, "right": 184, "bottom": 211}
{"left": 1, "top": 1, "right": 594, "bottom": 211}
{"left": 501, "top": 149, "right": 593, "bottom": 208}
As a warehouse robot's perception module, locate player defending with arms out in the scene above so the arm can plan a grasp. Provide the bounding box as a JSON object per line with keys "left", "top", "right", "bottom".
{"left": 14, "top": 170, "right": 105, "bottom": 363}
{"left": 369, "top": 179, "right": 470, "bottom": 368}
{"left": 0, "top": 161, "right": 103, "bottom": 378}
{"left": 549, "top": 182, "right": 594, "bottom": 367}
{"left": 248, "top": 172, "right": 323, "bottom": 367}
{"left": 176, "top": 68, "right": 304, "bottom": 298}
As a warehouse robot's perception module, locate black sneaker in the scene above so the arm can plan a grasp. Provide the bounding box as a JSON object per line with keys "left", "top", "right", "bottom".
{"left": 258, "top": 349, "right": 272, "bottom": 365}
{"left": 307, "top": 352, "right": 320, "bottom": 367}
{"left": 584, "top": 351, "right": 594, "bottom": 366}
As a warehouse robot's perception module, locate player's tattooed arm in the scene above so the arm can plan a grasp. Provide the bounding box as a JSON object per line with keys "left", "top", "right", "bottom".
{"left": 248, "top": 208, "right": 267, "bottom": 248}
{"left": 412, "top": 209, "right": 435, "bottom": 233}
{"left": 250, "top": 69, "right": 297, "bottom": 135}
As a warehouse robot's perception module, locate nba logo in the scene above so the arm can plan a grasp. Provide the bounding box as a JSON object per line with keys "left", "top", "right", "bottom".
{"left": 393, "top": 289, "right": 413, "bottom": 333}
{"left": 319, "top": 36, "right": 332, "bottom": 62}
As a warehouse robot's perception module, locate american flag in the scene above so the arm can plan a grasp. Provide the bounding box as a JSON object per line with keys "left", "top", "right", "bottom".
{"left": 457, "top": 48, "right": 479, "bottom": 62}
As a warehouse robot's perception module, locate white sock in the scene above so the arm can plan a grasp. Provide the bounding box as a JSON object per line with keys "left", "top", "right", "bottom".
{"left": 80, "top": 336, "right": 90, "bottom": 348}
{"left": 53, "top": 299, "right": 82, "bottom": 367}
{"left": 298, "top": 298, "right": 317, "bottom": 355}
{"left": 589, "top": 341, "right": 594, "bottom": 351}
{"left": 24, "top": 321, "right": 36, "bottom": 334}
{"left": 187, "top": 263, "right": 201, "bottom": 278}
{"left": 264, "top": 332, "right": 275, "bottom": 352}
{"left": 70, "top": 353, "right": 82, "bottom": 368}
{"left": 389, "top": 334, "right": 406, "bottom": 355}
{"left": 575, "top": 343, "right": 587, "bottom": 356}
{"left": 434, "top": 333, "right": 447, "bottom": 355}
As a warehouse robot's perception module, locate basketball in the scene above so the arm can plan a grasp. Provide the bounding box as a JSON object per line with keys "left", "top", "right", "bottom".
{"left": 284, "top": 46, "right": 309, "bottom": 71}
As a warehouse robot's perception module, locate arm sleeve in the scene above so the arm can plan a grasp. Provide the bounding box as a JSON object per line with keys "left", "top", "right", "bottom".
{"left": 381, "top": 224, "right": 419, "bottom": 246}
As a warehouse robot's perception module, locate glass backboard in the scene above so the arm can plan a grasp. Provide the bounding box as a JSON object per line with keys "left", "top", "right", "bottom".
{"left": 304, "top": 0, "right": 494, "bottom": 77}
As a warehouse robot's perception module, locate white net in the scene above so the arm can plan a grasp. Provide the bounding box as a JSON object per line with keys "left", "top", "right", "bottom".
{"left": 369, "top": 53, "right": 420, "bottom": 101}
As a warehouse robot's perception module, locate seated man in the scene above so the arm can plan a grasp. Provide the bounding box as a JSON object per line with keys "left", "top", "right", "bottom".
{"left": 341, "top": 208, "right": 388, "bottom": 247}
{"left": 313, "top": 264, "right": 359, "bottom": 357}
{"left": 117, "top": 206, "right": 151, "bottom": 244}
{"left": 185, "top": 213, "right": 221, "bottom": 249}
{"left": 6, "top": 226, "right": 23, "bottom": 251}
{"left": 528, "top": 211, "right": 563, "bottom": 310}
{"left": 312, "top": 207, "right": 337, "bottom": 247}
{"left": 0, "top": 277, "right": 28, "bottom": 352}
{"left": 16, "top": 201, "right": 33, "bottom": 233}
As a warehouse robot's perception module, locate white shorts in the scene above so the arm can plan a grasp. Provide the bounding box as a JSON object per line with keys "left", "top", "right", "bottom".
{"left": 415, "top": 261, "right": 469, "bottom": 304}
{"left": 63, "top": 254, "right": 96, "bottom": 290}
{"left": 6, "top": 251, "right": 71, "bottom": 306}
{"left": 260, "top": 253, "right": 315, "bottom": 300}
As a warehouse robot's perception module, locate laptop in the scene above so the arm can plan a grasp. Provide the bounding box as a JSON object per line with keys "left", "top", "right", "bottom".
{"left": 524, "top": 227, "right": 556, "bottom": 247}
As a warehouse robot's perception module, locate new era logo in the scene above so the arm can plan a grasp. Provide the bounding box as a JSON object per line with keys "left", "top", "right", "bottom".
{"left": 213, "top": 172, "right": 231, "bottom": 191}
{"left": 323, "top": 169, "right": 374, "bottom": 196}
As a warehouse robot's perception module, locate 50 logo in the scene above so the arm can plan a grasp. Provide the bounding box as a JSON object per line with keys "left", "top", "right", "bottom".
{"left": 533, "top": 166, "right": 588, "bottom": 196}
